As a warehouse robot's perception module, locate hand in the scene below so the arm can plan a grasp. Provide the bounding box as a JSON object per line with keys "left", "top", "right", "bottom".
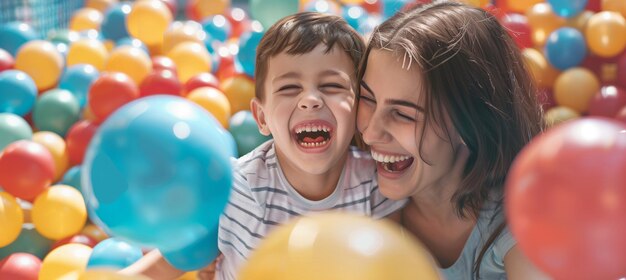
{"left": 197, "top": 254, "right": 223, "bottom": 280}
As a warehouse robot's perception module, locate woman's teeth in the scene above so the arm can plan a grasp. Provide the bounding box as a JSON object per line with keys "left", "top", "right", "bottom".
{"left": 371, "top": 151, "right": 410, "bottom": 163}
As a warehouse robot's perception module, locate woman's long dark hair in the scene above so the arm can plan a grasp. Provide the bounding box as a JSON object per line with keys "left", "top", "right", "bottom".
{"left": 359, "top": 1, "right": 543, "bottom": 277}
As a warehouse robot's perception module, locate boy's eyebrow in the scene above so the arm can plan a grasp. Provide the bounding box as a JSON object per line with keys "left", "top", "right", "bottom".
{"left": 320, "top": 69, "right": 350, "bottom": 79}
{"left": 360, "top": 81, "right": 424, "bottom": 112}
{"left": 272, "top": 72, "right": 300, "bottom": 82}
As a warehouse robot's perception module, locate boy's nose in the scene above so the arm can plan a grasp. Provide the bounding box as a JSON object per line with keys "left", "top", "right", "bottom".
{"left": 298, "top": 92, "right": 323, "bottom": 110}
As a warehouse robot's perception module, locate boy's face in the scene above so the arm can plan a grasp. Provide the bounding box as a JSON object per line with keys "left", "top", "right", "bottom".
{"left": 252, "top": 44, "right": 356, "bottom": 175}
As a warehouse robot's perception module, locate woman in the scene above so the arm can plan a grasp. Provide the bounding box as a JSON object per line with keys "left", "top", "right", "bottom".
{"left": 357, "top": 2, "right": 550, "bottom": 279}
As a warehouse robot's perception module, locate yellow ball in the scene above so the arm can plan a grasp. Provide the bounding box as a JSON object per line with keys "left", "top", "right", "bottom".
{"left": 79, "top": 269, "right": 151, "bottom": 280}
{"left": 187, "top": 87, "right": 231, "bottom": 128}
{"left": 585, "top": 11, "right": 626, "bottom": 58}
{"left": 220, "top": 75, "right": 255, "bottom": 114}
{"left": 105, "top": 46, "right": 152, "bottom": 85}
{"left": 566, "top": 10, "right": 594, "bottom": 32}
{"left": 67, "top": 39, "right": 108, "bottom": 70}
{"left": 85, "top": 0, "right": 119, "bottom": 13}
{"left": 554, "top": 68, "right": 600, "bottom": 113}
{"left": 602, "top": 0, "right": 626, "bottom": 18}
{"left": 506, "top": 0, "right": 544, "bottom": 13}
{"left": 545, "top": 106, "right": 580, "bottom": 127}
{"left": 40, "top": 244, "right": 92, "bottom": 280}
{"left": 70, "top": 8, "right": 103, "bottom": 32}
{"left": 15, "top": 40, "right": 64, "bottom": 91}
{"left": 526, "top": 3, "right": 567, "bottom": 47}
{"left": 32, "top": 185, "right": 87, "bottom": 240}
{"left": 167, "top": 42, "right": 212, "bottom": 83}
{"left": 127, "top": 0, "right": 173, "bottom": 46}
{"left": 162, "top": 21, "right": 207, "bottom": 54}
{"left": 522, "top": 48, "right": 561, "bottom": 88}
{"left": 456, "top": 0, "right": 489, "bottom": 8}
{"left": 0, "top": 192, "right": 24, "bottom": 247}
{"left": 239, "top": 213, "right": 442, "bottom": 280}
{"left": 33, "top": 131, "right": 69, "bottom": 182}
{"left": 195, "top": 0, "right": 230, "bottom": 18}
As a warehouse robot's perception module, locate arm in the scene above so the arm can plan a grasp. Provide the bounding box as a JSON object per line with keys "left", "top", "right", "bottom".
{"left": 119, "top": 249, "right": 186, "bottom": 280}
{"left": 504, "top": 245, "right": 552, "bottom": 280}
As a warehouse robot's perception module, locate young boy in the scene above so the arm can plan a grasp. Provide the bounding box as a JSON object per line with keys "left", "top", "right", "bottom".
{"left": 122, "top": 12, "right": 406, "bottom": 280}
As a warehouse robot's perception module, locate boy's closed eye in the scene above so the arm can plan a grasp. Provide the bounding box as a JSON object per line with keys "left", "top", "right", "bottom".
{"left": 277, "top": 84, "right": 302, "bottom": 93}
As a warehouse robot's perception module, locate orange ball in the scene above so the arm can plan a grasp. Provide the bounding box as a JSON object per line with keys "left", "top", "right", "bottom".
{"left": 70, "top": 8, "right": 103, "bottom": 32}
{"left": 104, "top": 46, "right": 152, "bottom": 85}
{"left": 67, "top": 39, "right": 108, "bottom": 70}
{"left": 585, "top": 11, "right": 626, "bottom": 57}
{"left": 14, "top": 40, "right": 64, "bottom": 91}
{"left": 522, "top": 48, "right": 561, "bottom": 88}
{"left": 503, "top": 0, "right": 544, "bottom": 13}
{"left": 220, "top": 75, "right": 255, "bottom": 114}
{"left": 566, "top": 10, "right": 594, "bottom": 32}
{"left": 85, "top": 0, "right": 119, "bottom": 12}
{"left": 554, "top": 68, "right": 600, "bottom": 113}
{"left": 187, "top": 87, "right": 231, "bottom": 128}
{"left": 167, "top": 42, "right": 212, "bottom": 83}
{"left": 32, "top": 131, "right": 69, "bottom": 182}
{"left": 127, "top": 0, "right": 173, "bottom": 46}
{"left": 526, "top": 3, "right": 567, "bottom": 47}
{"left": 602, "top": 0, "right": 626, "bottom": 18}
{"left": 193, "top": 0, "right": 230, "bottom": 19}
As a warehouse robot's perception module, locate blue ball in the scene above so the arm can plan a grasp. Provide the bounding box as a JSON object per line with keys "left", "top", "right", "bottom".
{"left": 0, "top": 22, "right": 39, "bottom": 56}
{"left": 162, "top": 219, "right": 219, "bottom": 271}
{"left": 545, "top": 27, "right": 587, "bottom": 70}
{"left": 202, "top": 15, "right": 232, "bottom": 43}
{"left": 236, "top": 26, "right": 264, "bottom": 78}
{"left": 228, "top": 110, "right": 272, "bottom": 156}
{"left": 0, "top": 70, "right": 38, "bottom": 116}
{"left": 101, "top": 3, "right": 131, "bottom": 41}
{"left": 548, "top": 0, "right": 588, "bottom": 18}
{"left": 342, "top": 5, "right": 369, "bottom": 30}
{"left": 382, "top": 0, "right": 411, "bottom": 19}
{"left": 82, "top": 96, "right": 232, "bottom": 269}
{"left": 61, "top": 165, "right": 82, "bottom": 191}
{"left": 59, "top": 64, "right": 100, "bottom": 108}
{"left": 87, "top": 237, "right": 143, "bottom": 269}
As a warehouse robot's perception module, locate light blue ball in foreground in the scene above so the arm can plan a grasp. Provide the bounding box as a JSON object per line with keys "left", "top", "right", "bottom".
{"left": 87, "top": 237, "right": 143, "bottom": 269}
{"left": 82, "top": 95, "right": 232, "bottom": 270}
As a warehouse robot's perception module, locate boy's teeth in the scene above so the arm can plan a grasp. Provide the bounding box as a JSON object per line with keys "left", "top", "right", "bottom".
{"left": 299, "top": 140, "right": 328, "bottom": 147}
{"left": 295, "top": 124, "right": 331, "bottom": 134}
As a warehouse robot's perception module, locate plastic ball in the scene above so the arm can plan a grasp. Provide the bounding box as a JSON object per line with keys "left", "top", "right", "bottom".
{"left": 506, "top": 118, "right": 626, "bottom": 280}
{"left": 342, "top": 5, "right": 369, "bottom": 31}
{"left": 167, "top": 41, "right": 212, "bottom": 83}
{"left": 544, "top": 106, "right": 580, "bottom": 127}
{"left": 127, "top": 0, "right": 173, "bottom": 46}
{"left": 139, "top": 70, "right": 182, "bottom": 97}
{"left": 0, "top": 191, "right": 24, "bottom": 247}
{"left": 202, "top": 15, "right": 232, "bottom": 43}
{"left": 70, "top": 8, "right": 103, "bottom": 32}
{"left": 67, "top": 39, "right": 108, "bottom": 70}
{"left": 104, "top": 46, "right": 152, "bottom": 85}
{"left": 100, "top": 3, "right": 131, "bottom": 41}
{"left": 162, "top": 21, "right": 206, "bottom": 55}
{"left": 61, "top": 166, "right": 83, "bottom": 191}
{"left": 32, "top": 185, "right": 87, "bottom": 240}
{"left": 115, "top": 37, "right": 150, "bottom": 54}
{"left": 235, "top": 26, "right": 263, "bottom": 78}
{"left": 193, "top": 0, "right": 230, "bottom": 19}
{"left": 0, "top": 48, "right": 15, "bottom": 72}
{"left": 79, "top": 269, "right": 151, "bottom": 280}
{"left": 0, "top": 22, "right": 39, "bottom": 56}
{"left": 554, "top": 67, "right": 600, "bottom": 113}
{"left": 588, "top": 85, "right": 626, "bottom": 117}
{"left": 220, "top": 74, "right": 255, "bottom": 114}
{"left": 545, "top": 27, "right": 586, "bottom": 70}
{"left": 0, "top": 140, "right": 55, "bottom": 201}
{"left": 87, "top": 72, "right": 139, "bottom": 123}
{"left": 80, "top": 224, "right": 109, "bottom": 242}
{"left": 228, "top": 110, "right": 272, "bottom": 156}
{"left": 66, "top": 120, "right": 99, "bottom": 166}
{"left": 87, "top": 237, "right": 143, "bottom": 269}
{"left": 14, "top": 40, "right": 64, "bottom": 91}
{"left": 151, "top": 55, "right": 177, "bottom": 73}
{"left": 51, "top": 234, "right": 98, "bottom": 251}
{"left": 239, "top": 213, "right": 441, "bottom": 280}
{"left": 0, "top": 253, "right": 41, "bottom": 280}
{"left": 32, "top": 131, "right": 69, "bottom": 182}
{"left": 0, "top": 113, "right": 32, "bottom": 152}
{"left": 187, "top": 87, "right": 231, "bottom": 128}
{"left": 82, "top": 96, "right": 232, "bottom": 270}
{"left": 224, "top": 7, "right": 250, "bottom": 39}
{"left": 547, "top": 0, "right": 588, "bottom": 18}
{"left": 59, "top": 64, "right": 100, "bottom": 108}
{"left": 32, "top": 89, "right": 81, "bottom": 136}
{"left": 0, "top": 223, "right": 54, "bottom": 260}
{"left": 39, "top": 244, "right": 92, "bottom": 280}
{"left": 0, "top": 70, "right": 37, "bottom": 116}
{"left": 526, "top": 3, "right": 566, "bottom": 47}
{"left": 602, "top": 0, "right": 626, "bottom": 18}
{"left": 585, "top": 11, "right": 626, "bottom": 58}
{"left": 183, "top": 72, "right": 219, "bottom": 96}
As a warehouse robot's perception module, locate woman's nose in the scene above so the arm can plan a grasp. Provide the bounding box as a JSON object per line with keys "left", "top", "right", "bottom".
{"left": 360, "top": 110, "right": 389, "bottom": 144}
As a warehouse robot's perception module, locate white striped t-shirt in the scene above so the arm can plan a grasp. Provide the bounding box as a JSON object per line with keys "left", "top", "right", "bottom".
{"left": 216, "top": 140, "right": 407, "bottom": 280}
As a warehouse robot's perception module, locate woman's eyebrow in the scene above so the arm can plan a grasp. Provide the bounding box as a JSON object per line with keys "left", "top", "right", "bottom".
{"left": 361, "top": 80, "right": 424, "bottom": 112}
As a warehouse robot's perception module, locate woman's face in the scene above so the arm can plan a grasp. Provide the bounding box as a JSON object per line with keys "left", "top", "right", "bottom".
{"left": 357, "top": 49, "right": 467, "bottom": 200}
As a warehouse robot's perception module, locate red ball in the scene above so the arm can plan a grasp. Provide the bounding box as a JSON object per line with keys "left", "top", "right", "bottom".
{"left": 588, "top": 85, "right": 626, "bottom": 117}
{"left": 66, "top": 120, "right": 99, "bottom": 166}
{"left": 139, "top": 70, "right": 182, "bottom": 97}
{"left": 225, "top": 7, "right": 250, "bottom": 39}
{"left": 616, "top": 51, "right": 626, "bottom": 90}
{"left": 361, "top": 0, "right": 382, "bottom": 14}
{"left": 500, "top": 13, "right": 532, "bottom": 49}
{"left": 51, "top": 234, "right": 98, "bottom": 251}
{"left": 88, "top": 72, "right": 139, "bottom": 123}
{"left": 159, "top": 0, "right": 177, "bottom": 16}
{"left": 0, "top": 253, "right": 41, "bottom": 280}
{"left": 506, "top": 118, "right": 626, "bottom": 280}
{"left": 151, "top": 55, "right": 177, "bottom": 74}
{"left": 586, "top": 0, "right": 601, "bottom": 12}
{"left": 0, "top": 140, "right": 55, "bottom": 201}
{"left": 0, "top": 48, "right": 15, "bottom": 72}
{"left": 616, "top": 106, "right": 626, "bottom": 123}
{"left": 183, "top": 72, "right": 220, "bottom": 96}
{"left": 537, "top": 87, "right": 556, "bottom": 110}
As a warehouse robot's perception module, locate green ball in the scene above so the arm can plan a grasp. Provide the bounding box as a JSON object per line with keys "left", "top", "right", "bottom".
{"left": 0, "top": 223, "right": 54, "bottom": 260}
{"left": 228, "top": 110, "right": 272, "bottom": 156}
{"left": 249, "top": 0, "right": 300, "bottom": 29}
{"left": 33, "top": 89, "right": 80, "bottom": 136}
{"left": 0, "top": 113, "right": 32, "bottom": 152}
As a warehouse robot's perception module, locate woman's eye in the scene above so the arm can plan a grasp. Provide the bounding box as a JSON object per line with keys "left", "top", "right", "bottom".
{"left": 394, "top": 110, "right": 415, "bottom": 122}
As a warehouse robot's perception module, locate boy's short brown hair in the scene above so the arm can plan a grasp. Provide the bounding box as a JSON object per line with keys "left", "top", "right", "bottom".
{"left": 254, "top": 12, "right": 365, "bottom": 101}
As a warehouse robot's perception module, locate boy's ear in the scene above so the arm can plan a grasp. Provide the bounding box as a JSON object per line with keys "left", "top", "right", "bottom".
{"left": 250, "top": 98, "right": 271, "bottom": 136}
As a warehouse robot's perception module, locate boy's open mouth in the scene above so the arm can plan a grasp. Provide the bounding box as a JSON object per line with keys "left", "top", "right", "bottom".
{"left": 371, "top": 150, "right": 414, "bottom": 173}
{"left": 293, "top": 122, "right": 333, "bottom": 148}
